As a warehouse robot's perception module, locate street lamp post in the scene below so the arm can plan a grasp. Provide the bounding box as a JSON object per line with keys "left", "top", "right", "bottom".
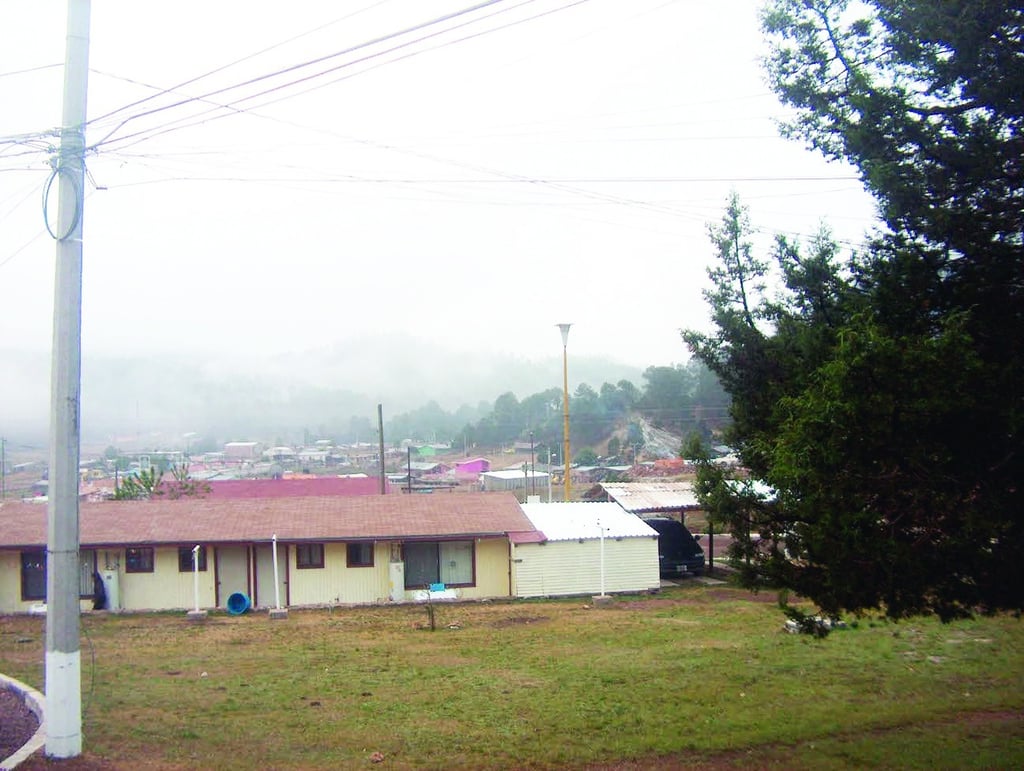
{"left": 529, "top": 430, "right": 535, "bottom": 497}
{"left": 557, "top": 323, "right": 572, "bottom": 502}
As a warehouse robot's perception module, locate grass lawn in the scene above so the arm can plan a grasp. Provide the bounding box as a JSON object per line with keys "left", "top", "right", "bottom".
{"left": 2, "top": 582, "right": 1022, "bottom": 770}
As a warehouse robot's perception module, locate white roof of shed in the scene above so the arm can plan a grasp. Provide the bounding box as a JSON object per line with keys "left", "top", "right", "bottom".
{"left": 598, "top": 481, "right": 700, "bottom": 512}
{"left": 483, "top": 469, "right": 551, "bottom": 480}
{"left": 519, "top": 501, "right": 657, "bottom": 542}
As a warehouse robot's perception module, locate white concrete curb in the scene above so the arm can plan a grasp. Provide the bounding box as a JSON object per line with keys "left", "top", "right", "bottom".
{"left": 0, "top": 673, "right": 45, "bottom": 771}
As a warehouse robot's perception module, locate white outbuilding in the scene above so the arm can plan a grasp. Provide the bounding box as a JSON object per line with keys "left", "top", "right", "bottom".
{"left": 512, "top": 501, "right": 661, "bottom": 598}
{"left": 481, "top": 468, "right": 551, "bottom": 492}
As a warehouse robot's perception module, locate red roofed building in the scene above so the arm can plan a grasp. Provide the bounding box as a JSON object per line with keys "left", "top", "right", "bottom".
{"left": 0, "top": 492, "right": 537, "bottom": 613}
{"left": 201, "top": 476, "right": 393, "bottom": 498}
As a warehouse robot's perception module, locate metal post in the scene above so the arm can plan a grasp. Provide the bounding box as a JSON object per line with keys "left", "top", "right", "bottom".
{"left": 547, "top": 447, "right": 553, "bottom": 503}
{"left": 46, "top": 0, "right": 90, "bottom": 758}
{"left": 557, "top": 324, "right": 572, "bottom": 501}
{"left": 272, "top": 535, "right": 281, "bottom": 609}
{"left": 529, "top": 431, "right": 534, "bottom": 496}
{"left": 192, "top": 545, "right": 201, "bottom": 613}
{"left": 598, "top": 518, "right": 606, "bottom": 597}
{"left": 707, "top": 521, "right": 714, "bottom": 577}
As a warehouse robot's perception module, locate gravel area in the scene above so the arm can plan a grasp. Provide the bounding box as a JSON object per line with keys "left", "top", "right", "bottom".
{"left": 0, "top": 687, "right": 39, "bottom": 763}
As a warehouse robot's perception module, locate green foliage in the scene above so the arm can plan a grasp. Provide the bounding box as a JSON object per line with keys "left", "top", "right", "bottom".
{"left": 112, "top": 464, "right": 210, "bottom": 501}
{"left": 113, "top": 467, "right": 163, "bottom": 500}
{"left": 449, "top": 367, "right": 727, "bottom": 456}
{"left": 686, "top": 0, "right": 1024, "bottom": 621}
{"left": 680, "top": 432, "right": 708, "bottom": 463}
{"left": 625, "top": 421, "right": 644, "bottom": 450}
{"left": 574, "top": 448, "right": 599, "bottom": 466}
{"left": 163, "top": 463, "right": 212, "bottom": 500}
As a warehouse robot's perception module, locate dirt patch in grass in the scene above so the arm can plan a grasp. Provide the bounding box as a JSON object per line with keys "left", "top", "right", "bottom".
{"left": 490, "top": 614, "right": 551, "bottom": 628}
{"left": 611, "top": 586, "right": 783, "bottom": 611}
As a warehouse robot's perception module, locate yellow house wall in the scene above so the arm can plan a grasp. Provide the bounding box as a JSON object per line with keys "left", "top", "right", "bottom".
{"left": 1, "top": 537, "right": 514, "bottom": 613}
{"left": 287, "top": 539, "right": 511, "bottom": 605}
{"left": 462, "top": 537, "right": 510, "bottom": 599}
{"left": 0, "top": 551, "right": 38, "bottom": 613}
{"left": 117, "top": 547, "right": 217, "bottom": 611}
{"left": 287, "top": 542, "right": 391, "bottom": 606}
{"left": 0, "top": 548, "right": 216, "bottom": 614}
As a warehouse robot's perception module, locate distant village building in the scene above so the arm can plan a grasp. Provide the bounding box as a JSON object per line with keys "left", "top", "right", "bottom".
{"left": 481, "top": 468, "right": 550, "bottom": 493}
{"left": 224, "top": 442, "right": 262, "bottom": 460}
{"left": 454, "top": 458, "right": 490, "bottom": 480}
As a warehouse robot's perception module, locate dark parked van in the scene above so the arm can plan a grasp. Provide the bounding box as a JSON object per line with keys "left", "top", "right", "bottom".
{"left": 645, "top": 517, "right": 705, "bottom": 577}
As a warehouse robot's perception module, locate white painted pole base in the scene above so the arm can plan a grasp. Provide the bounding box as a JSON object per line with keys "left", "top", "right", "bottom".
{"left": 44, "top": 650, "right": 82, "bottom": 758}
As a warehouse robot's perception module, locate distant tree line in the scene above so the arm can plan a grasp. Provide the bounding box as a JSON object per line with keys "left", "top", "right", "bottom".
{"left": 384, "top": 361, "right": 729, "bottom": 461}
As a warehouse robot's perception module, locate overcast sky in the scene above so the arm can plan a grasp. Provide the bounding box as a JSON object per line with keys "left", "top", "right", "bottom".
{"left": 1, "top": 0, "right": 879, "bottom": 371}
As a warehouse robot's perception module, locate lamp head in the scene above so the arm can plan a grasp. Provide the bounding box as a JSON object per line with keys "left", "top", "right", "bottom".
{"left": 556, "top": 323, "right": 572, "bottom": 347}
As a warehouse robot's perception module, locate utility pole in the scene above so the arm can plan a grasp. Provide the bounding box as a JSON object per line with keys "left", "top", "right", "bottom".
{"left": 46, "top": 0, "right": 90, "bottom": 759}
{"left": 377, "top": 404, "right": 386, "bottom": 494}
{"left": 1, "top": 437, "right": 6, "bottom": 499}
{"left": 529, "top": 430, "right": 534, "bottom": 496}
{"left": 557, "top": 324, "right": 572, "bottom": 501}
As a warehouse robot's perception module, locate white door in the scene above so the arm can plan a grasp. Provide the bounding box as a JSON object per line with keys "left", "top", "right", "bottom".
{"left": 253, "top": 544, "right": 288, "bottom": 609}
{"left": 215, "top": 546, "right": 249, "bottom": 608}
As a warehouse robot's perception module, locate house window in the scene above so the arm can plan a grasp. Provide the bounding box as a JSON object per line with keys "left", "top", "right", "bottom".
{"left": 20, "top": 549, "right": 97, "bottom": 601}
{"left": 79, "top": 549, "right": 96, "bottom": 596}
{"left": 403, "top": 540, "right": 474, "bottom": 589}
{"left": 346, "top": 542, "right": 373, "bottom": 568}
{"left": 178, "top": 546, "right": 207, "bottom": 572}
{"left": 296, "top": 543, "right": 324, "bottom": 569}
{"left": 125, "top": 547, "right": 154, "bottom": 573}
{"left": 20, "top": 551, "right": 46, "bottom": 601}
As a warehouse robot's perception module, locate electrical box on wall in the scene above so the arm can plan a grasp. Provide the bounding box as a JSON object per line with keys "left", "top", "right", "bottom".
{"left": 101, "top": 569, "right": 120, "bottom": 611}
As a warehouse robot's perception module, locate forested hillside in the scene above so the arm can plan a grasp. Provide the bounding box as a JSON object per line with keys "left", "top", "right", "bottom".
{"left": 386, "top": 360, "right": 729, "bottom": 462}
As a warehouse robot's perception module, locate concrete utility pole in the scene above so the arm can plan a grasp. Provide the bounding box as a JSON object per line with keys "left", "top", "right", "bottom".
{"left": 377, "top": 404, "right": 386, "bottom": 494}
{"left": 557, "top": 324, "right": 572, "bottom": 502}
{"left": 46, "top": 0, "right": 91, "bottom": 759}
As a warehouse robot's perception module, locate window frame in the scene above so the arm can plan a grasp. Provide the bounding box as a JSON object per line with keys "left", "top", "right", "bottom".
{"left": 125, "top": 547, "right": 155, "bottom": 573}
{"left": 295, "top": 543, "right": 325, "bottom": 569}
{"left": 402, "top": 540, "right": 475, "bottom": 589}
{"left": 178, "top": 545, "right": 207, "bottom": 572}
{"left": 79, "top": 549, "right": 96, "bottom": 596}
{"left": 20, "top": 549, "right": 98, "bottom": 600}
{"left": 20, "top": 550, "right": 47, "bottom": 601}
{"left": 346, "top": 542, "right": 374, "bottom": 568}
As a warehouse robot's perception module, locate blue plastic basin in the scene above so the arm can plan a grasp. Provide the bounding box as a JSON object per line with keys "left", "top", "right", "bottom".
{"left": 226, "top": 592, "right": 250, "bottom": 615}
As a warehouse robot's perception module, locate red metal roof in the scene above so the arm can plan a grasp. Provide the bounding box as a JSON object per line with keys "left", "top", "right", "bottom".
{"left": 201, "top": 477, "right": 393, "bottom": 498}
{"left": 0, "top": 492, "right": 538, "bottom": 548}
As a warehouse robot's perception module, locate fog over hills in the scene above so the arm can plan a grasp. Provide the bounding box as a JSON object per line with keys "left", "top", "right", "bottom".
{"left": 1, "top": 334, "right": 646, "bottom": 449}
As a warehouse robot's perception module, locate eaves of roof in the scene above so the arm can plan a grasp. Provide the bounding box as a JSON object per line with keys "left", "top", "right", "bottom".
{"left": 0, "top": 492, "right": 539, "bottom": 548}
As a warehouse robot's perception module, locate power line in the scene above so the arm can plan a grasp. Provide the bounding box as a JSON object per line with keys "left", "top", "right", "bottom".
{"left": 85, "top": 0, "right": 394, "bottom": 127}
{"left": 0, "top": 62, "right": 62, "bottom": 79}
{"left": 87, "top": 0, "right": 521, "bottom": 149}
{"left": 88, "top": 0, "right": 591, "bottom": 156}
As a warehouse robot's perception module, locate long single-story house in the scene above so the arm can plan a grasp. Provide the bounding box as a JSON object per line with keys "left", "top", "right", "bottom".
{"left": 512, "top": 502, "right": 660, "bottom": 598}
{"left": 0, "top": 493, "right": 539, "bottom": 614}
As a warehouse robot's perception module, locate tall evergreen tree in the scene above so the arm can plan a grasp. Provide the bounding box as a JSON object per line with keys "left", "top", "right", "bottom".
{"left": 685, "top": 0, "right": 1023, "bottom": 621}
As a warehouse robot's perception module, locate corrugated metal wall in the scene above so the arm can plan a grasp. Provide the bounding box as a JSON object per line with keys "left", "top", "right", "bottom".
{"left": 511, "top": 538, "right": 659, "bottom": 598}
